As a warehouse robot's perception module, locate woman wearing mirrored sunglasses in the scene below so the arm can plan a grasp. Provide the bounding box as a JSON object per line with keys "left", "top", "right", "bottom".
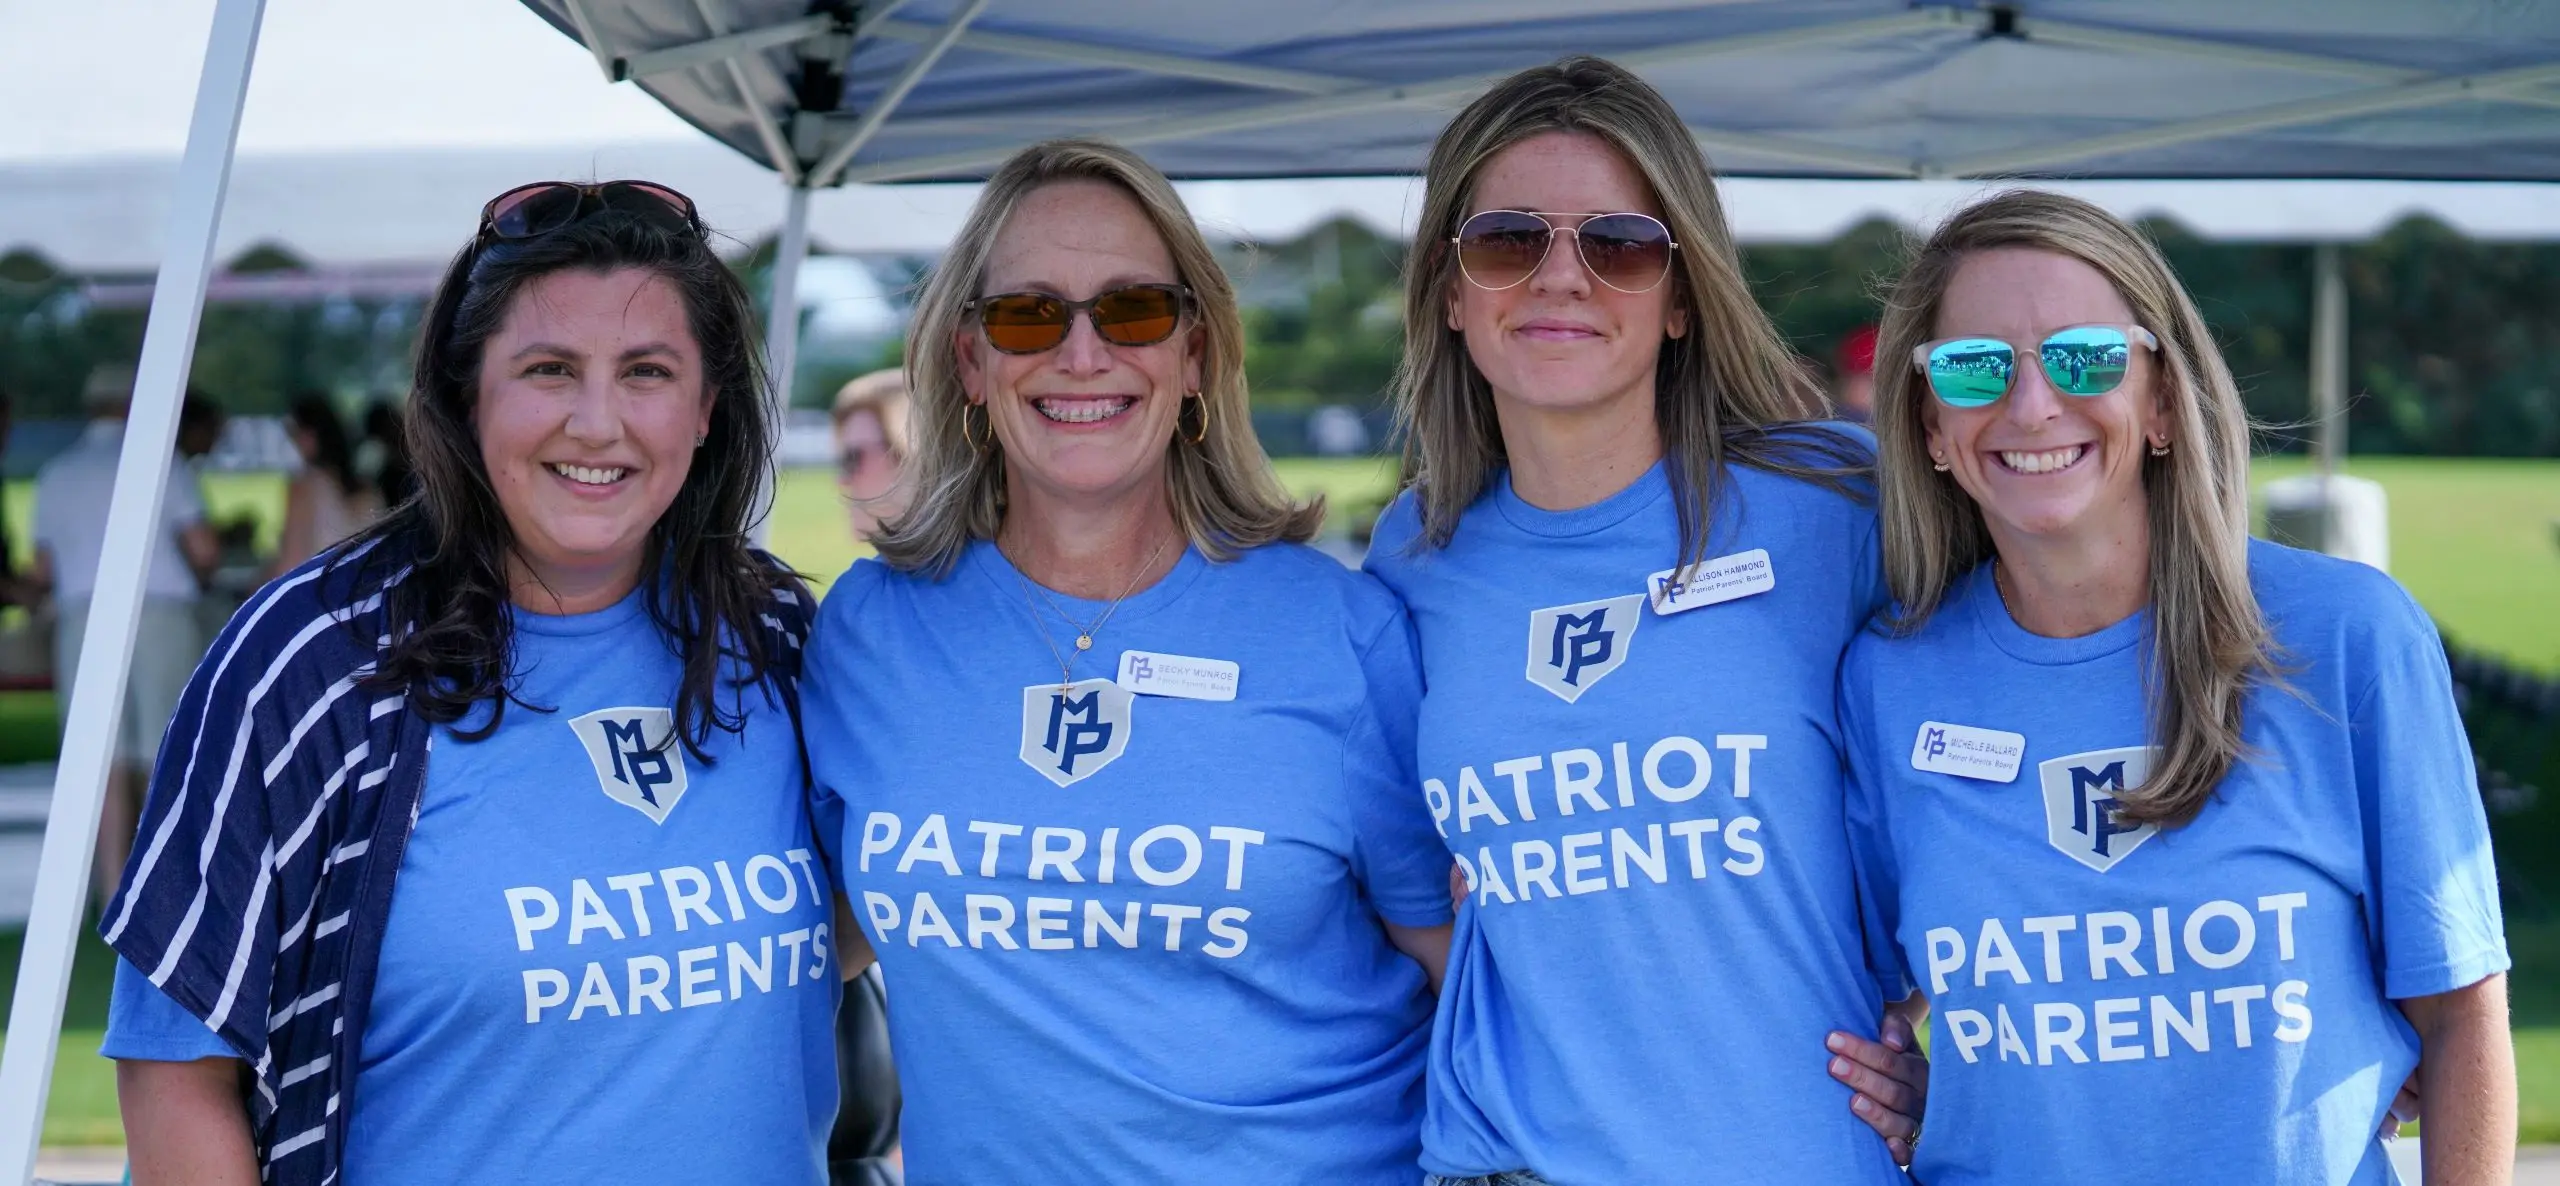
{"left": 797, "top": 138, "right": 1455, "bottom": 1184}
{"left": 1362, "top": 55, "right": 1926, "bottom": 1186}
{"left": 101, "top": 182, "right": 850, "bottom": 1186}
{"left": 1842, "top": 189, "right": 2514, "bottom": 1184}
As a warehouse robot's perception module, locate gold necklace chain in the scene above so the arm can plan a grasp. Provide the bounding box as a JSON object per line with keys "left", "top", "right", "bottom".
{"left": 1004, "top": 535, "right": 1174, "bottom": 691}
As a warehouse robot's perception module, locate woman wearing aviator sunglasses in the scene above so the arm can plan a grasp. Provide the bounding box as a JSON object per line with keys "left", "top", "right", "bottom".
{"left": 1363, "top": 56, "right": 1926, "bottom": 1186}
{"left": 797, "top": 138, "right": 1454, "bottom": 1183}
{"left": 1842, "top": 189, "right": 2514, "bottom": 1184}
{"left": 102, "top": 181, "right": 848, "bottom": 1186}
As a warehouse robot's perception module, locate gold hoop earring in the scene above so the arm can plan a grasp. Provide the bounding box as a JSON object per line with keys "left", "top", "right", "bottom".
{"left": 2149, "top": 438, "right": 2172, "bottom": 457}
{"left": 963, "top": 402, "right": 992, "bottom": 454}
{"left": 1182, "top": 391, "right": 1209, "bottom": 447}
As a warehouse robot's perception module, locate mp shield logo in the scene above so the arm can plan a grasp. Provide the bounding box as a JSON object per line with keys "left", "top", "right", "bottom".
{"left": 568, "top": 707, "right": 690, "bottom": 825}
{"left": 1524, "top": 594, "right": 1646, "bottom": 703}
{"left": 2037, "top": 745, "right": 2160, "bottom": 872}
{"left": 1019, "top": 678, "right": 1135, "bottom": 787}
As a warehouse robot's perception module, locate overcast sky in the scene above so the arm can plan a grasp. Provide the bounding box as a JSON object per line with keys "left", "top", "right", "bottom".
{"left": 1, "top": 0, "right": 697, "bottom": 160}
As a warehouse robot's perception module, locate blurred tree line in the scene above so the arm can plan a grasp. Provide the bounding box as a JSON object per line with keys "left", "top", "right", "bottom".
{"left": 6, "top": 216, "right": 2557, "bottom": 457}
{"left": 1228, "top": 215, "right": 2560, "bottom": 457}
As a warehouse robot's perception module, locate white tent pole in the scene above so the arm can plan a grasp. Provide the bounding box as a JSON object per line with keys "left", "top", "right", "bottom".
{"left": 753, "top": 183, "right": 812, "bottom": 546}
{"left": 0, "top": 0, "right": 268, "bottom": 1178}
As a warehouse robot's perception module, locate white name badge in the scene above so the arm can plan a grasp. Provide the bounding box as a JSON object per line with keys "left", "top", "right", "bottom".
{"left": 1910, "top": 721, "right": 2028, "bottom": 783}
{"left": 1648, "top": 549, "right": 1776, "bottom": 615}
{"left": 1116, "top": 650, "right": 1240, "bottom": 701}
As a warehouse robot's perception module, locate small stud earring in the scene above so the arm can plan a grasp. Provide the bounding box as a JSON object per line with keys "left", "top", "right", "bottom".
{"left": 1930, "top": 453, "right": 1950, "bottom": 472}
{"left": 694, "top": 432, "right": 707, "bottom": 449}
{"left": 2149, "top": 437, "right": 2171, "bottom": 457}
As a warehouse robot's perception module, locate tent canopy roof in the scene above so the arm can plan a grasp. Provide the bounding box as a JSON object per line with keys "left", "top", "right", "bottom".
{"left": 521, "top": 0, "right": 2560, "bottom": 186}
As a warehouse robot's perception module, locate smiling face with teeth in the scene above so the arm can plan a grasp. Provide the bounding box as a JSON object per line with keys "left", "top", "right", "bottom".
{"left": 954, "top": 179, "right": 1201, "bottom": 515}
{"left": 1923, "top": 248, "right": 2169, "bottom": 554}
{"left": 475, "top": 266, "right": 711, "bottom": 611}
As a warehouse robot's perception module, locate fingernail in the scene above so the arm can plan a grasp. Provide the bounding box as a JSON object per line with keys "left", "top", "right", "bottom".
{"left": 1826, "top": 1033, "right": 1847, "bottom": 1052}
{"left": 1831, "top": 1057, "right": 1851, "bottom": 1076}
{"left": 1854, "top": 1096, "right": 1876, "bottom": 1116}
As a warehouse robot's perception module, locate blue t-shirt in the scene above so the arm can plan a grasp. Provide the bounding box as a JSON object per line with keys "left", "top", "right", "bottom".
{"left": 1840, "top": 541, "right": 2510, "bottom": 1185}
{"left": 1363, "top": 441, "right": 1906, "bottom": 1186}
{"left": 803, "top": 540, "right": 1452, "bottom": 1186}
{"left": 105, "top": 589, "right": 841, "bottom": 1184}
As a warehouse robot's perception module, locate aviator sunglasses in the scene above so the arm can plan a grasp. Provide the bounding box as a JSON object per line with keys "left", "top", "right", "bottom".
{"left": 966, "top": 284, "right": 1193, "bottom": 355}
{"left": 477, "top": 180, "right": 704, "bottom": 243}
{"left": 1453, "top": 209, "right": 1681, "bottom": 294}
{"left": 1912, "top": 324, "right": 2160, "bottom": 408}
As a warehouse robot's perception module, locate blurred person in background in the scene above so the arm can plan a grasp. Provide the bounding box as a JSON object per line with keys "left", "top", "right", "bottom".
{"left": 831, "top": 368, "right": 912, "bottom": 541}
{"left": 31, "top": 362, "right": 218, "bottom": 908}
{"left": 1832, "top": 324, "right": 1879, "bottom": 423}
{"left": 265, "top": 393, "right": 382, "bottom": 579}
{"left": 362, "top": 399, "right": 416, "bottom": 510}
{"left": 175, "top": 392, "right": 227, "bottom": 462}
{"left": 0, "top": 386, "right": 38, "bottom": 611}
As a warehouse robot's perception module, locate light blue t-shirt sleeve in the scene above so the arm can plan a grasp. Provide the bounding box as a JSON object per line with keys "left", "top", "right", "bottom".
{"left": 1836, "top": 640, "right": 1913, "bottom": 1002}
{"left": 2352, "top": 610, "right": 2511, "bottom": 999}
{"left": 1345, "top": 609, "right": 1456, "bottom": 929}
{"left": 101, "top": 957, "right": 237, "bottom": 1062}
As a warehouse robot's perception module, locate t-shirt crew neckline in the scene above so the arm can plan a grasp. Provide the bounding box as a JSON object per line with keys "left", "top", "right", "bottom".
{"left": 510, "top": 583, "right": 651, "bottom": 638}
{"left": 1965, "top": 560, "right": 2150, "bottom": 666}
{"left": 1490, "top": 459, "right": 1670, "bottom": 538}
{"left": 965, "top": 536, "right": 1209, "bottom": 630}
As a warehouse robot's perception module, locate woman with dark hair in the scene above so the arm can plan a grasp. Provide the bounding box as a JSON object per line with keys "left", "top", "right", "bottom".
{"left": 1363, "top": 57, "right": 1925, "bottom": 1184}
{"left": 265, "top": 393, "right": 381, "bottom": 579}
{"left": 98, "top": 182, "right": 841, "bottom": 1186}
{"left": 362, "top": 399, "right": 416, "bottom": 510}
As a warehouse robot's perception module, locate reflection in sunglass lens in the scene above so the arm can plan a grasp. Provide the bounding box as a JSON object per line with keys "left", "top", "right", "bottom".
{"left": 979, "top": 293, "right": 1070, "bottom": 353}
{"left": 1926, "top": 338, "right": 2016, "bottom": 408}
{"left": 2039, "top": 326, "right": 2134, "bottom": 396}
{"left": 489, "top": 185, "right": 587, "bottom": 238}
{"left": 1092, "top": 286, "right": 1183, "bottom": 346}
{"left": 1456, "top": 211, "right": 1554, "bottom": 290}
{"left": 1575, "top": 214, "right": 1675, "bottom": 293}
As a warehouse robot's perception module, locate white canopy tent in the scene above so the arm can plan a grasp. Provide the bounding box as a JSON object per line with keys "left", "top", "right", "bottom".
{"left": 7, "top": 1, "right": 2560, "bottom": 1177}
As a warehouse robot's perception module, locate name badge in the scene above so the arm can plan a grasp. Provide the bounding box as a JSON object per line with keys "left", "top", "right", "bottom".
{"left": 1911, "top": 721, "right": 2027, "bottom": 783}
{"left": 1648, "top": 549, "right": 1776, "bottom": 615}
{"left": 1116, "top": 650, "right": 1239, "bottom": 702}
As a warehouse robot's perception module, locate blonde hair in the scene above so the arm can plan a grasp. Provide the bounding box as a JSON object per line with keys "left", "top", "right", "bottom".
{"left": 1396, "top": 55, "right": 1857, "bottom": 571}
{"left": 874, "top": 138, "right": 1321, "bottom": 575}
{"left": 1872, "top": 189, "right": 2275, "bottom": 827}
{"left": 830, "top": 368, "right": 911, "bottom": 458}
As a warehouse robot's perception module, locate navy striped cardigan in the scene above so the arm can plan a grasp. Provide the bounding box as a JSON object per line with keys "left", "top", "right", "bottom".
{"left": 100, "top": 535, "right": 812, "bottom": 1185}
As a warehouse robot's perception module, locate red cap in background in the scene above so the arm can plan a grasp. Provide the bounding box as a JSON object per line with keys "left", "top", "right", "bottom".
{"left": 1833, "top": 324, "right": 1879, "bottom": 376}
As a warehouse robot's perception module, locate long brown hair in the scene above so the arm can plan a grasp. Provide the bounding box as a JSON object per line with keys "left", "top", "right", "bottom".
{"left": 1395, "top": 55, "right": 1860, "bottom": 572}
{"left": 876, "top": 138, "right": 1321, "bottom": 576}
{"left": 1872, "top": 190, "right": 2274, "bottom": 827}
{"left": 345, "top": 206, "right": 793, "bottom": 757}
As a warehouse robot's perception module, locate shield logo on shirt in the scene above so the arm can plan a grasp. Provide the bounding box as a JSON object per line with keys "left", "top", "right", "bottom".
{"left": 568, "top": 707, "right": 690, "bottom": 824}
{"left": 1019, "top": 678, "right": 1134, "bottom": 787}
{"left": 1524, "top": 594, "right": 1645, "bottom": 703}
{"left": 2037, "top": 746, "right": 2160, "bottom": 872}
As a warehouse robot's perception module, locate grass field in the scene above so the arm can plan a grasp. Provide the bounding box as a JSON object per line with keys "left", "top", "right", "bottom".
{"left": 0, "top": 451, "right": 2552, "bottom": 1149}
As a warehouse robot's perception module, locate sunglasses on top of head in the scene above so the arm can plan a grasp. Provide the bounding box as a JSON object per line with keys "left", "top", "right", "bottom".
{"left": 965, "top": 284, "right": 1194, "bottom": 355}
{"left": 476, "top": 180, "right": 704, "bottom": 244}
{"left": 1911, "top": 324, "right": 2161, "bottom": 408}
{"left": 1452, "top": 209, "right": 1681, "bottom": 294}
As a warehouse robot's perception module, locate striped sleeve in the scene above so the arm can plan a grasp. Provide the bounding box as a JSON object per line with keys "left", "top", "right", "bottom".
{"left": 98, "top": 550, "right": 392, "bottom": 1075}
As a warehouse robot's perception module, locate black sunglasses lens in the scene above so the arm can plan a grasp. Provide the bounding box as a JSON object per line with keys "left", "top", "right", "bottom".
{"left": 489, "top": 184, "right": 586, "bottom": 239}
{"left": 1092, "top": 286, "right": 1183, "bottom": 346}
{"left": 980, "top": 294, "right": 1070, "bottom": 353}
{"left": 600, "top": 182, "right": 698, "bottom": 233}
